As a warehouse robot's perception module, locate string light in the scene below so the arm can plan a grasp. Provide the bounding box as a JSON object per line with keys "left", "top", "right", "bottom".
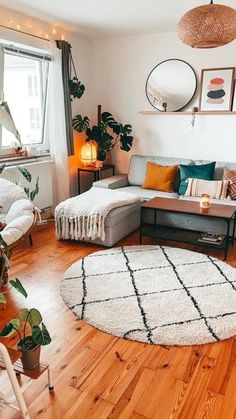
{"left": 2, "top": 16, "right": 66, "bottom": 41}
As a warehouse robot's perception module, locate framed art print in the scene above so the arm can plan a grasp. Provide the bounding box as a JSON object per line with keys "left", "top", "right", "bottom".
{"left": 199, "top": 67, "right": 235, "bottom": 112}
{"left": 231, "top": 80, "right": 236, "bottom": 111}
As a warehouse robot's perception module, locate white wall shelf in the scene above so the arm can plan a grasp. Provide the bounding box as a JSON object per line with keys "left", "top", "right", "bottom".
{"left": 139, "top": 111, "right": 236, "bottom": 115}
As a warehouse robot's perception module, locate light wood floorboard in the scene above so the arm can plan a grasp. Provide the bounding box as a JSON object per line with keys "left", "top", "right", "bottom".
{"left": 1, "top": 222, "right": 236, "bottom": 418}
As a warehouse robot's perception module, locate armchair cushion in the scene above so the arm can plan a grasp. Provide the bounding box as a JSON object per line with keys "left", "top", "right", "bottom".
{"left": 0, "top": 178, "right": 27, "bottom": 213}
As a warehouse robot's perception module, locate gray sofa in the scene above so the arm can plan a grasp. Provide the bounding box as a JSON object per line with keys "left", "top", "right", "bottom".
{"left": 91, "top": 155, "right": 236, "bottom": 246}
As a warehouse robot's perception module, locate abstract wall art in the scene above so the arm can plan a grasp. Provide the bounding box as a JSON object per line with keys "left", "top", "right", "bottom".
{"left": 199, "top": 67, "right": 235, "bottom": 112}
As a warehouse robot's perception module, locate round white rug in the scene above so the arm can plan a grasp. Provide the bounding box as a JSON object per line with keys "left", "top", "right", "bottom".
{"left": 61, "top": 245, "right": 236, "bottom": 346}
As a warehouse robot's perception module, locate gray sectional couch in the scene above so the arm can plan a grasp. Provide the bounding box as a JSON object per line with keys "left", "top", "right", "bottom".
{"left": 91, "top": 155, "right": 236, "bottom": 246}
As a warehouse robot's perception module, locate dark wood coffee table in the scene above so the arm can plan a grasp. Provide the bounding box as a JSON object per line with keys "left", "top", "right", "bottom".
{"left": 140, "top": 197, "right": 236, "bottom": 259}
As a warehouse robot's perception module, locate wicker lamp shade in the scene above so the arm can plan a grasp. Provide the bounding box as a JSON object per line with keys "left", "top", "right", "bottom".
{"left": 177, "top": 1, "right": 236, "bottom": 48}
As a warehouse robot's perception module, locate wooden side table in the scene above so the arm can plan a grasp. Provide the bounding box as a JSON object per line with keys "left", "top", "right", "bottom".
{"left": 1, "top": 346, "right": 54, "bottom": 391}
{"left": 78, "top": 164, "right": 115, "bottom": 194}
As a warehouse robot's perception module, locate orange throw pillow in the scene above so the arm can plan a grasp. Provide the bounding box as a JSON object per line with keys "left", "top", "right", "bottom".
{"left": 142, "top": 161, "right": 178, "bottom": 192}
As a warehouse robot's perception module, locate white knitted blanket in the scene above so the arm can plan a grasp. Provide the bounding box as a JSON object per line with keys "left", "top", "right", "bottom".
{"left": 55, "top": 187, "right": 140, "bottom": 241}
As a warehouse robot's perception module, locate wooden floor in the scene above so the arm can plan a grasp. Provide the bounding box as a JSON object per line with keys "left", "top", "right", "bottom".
{"left": 1, "top": 223, "right": 236, "bottom": 419}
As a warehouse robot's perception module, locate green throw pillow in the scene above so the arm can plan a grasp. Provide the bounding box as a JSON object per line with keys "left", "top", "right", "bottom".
{"left": 179, "top": 161, "right": 216, "bottom": 195}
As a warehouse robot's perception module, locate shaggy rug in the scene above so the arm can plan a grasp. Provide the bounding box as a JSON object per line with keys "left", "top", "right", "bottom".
{"left": 61, "top": 245, "right": 236, "bottom": 346}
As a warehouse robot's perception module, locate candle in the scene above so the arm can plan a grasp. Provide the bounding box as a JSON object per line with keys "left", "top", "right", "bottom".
{"left": 200, "top": 194, "right": 210, "bottom": 210}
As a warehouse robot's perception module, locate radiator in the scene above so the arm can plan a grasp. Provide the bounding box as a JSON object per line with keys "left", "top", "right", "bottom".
{"left": 0, "top": 160, "right": 53, "bottom": 210}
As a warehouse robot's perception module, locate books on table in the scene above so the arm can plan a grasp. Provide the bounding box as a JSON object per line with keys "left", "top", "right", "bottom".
{"left": 198, "top": 233, "right": 225, "bottom": 245}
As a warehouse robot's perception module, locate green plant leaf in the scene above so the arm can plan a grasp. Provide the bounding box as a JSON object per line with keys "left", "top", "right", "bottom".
{"left": 30, "top": 176, "right": 39, "bottom": 202}
{"left": 97, "top": 149, "right": 106, "bottom": 161}
{"left": 72, "top": 115, "right": 90, "bottom": 132}
{"left": 18, "top": 308, "right": 29, "bottom": 321}
{"left": 24, "top": 187, "right": 30, "bottom": 198}
{"left": 69, "top": 78, "right": 85, "bottom": 100}
{"left": 0, "top": 234, "right": 9, "bottom": 250}
{"left": 28, "top": 308, "right": 42, "bottom": 327}
{"left": 9, "top": 278, "right": 28, "bottom": 298}
{"left": 0, "top": 164, "right": 6, "bottom": 174}
{"left": 17, "top": 166, "right": 32, "bottom": 183}
{"left": 32, "top": 323, "right": 51, "bottom": 346}
{"left": 0, "top": 318, "right": 20, "bottom": 337}
{"left": 0, "top": 293, "right": 6, "bottom": 304}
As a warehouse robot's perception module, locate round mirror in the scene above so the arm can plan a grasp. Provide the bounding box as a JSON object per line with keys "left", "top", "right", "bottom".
{"left": 145, "top": 59, "right": 197, "bottom": 112}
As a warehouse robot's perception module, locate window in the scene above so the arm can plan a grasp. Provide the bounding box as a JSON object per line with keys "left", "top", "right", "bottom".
{"left": 27, "top": 75, "right": 39, "bottom": 97}
{"left": 29, "top": 108, "right": 40, "bottom": 129}
{"left": 0, "top": 46, "right": 50, "bottom": 148}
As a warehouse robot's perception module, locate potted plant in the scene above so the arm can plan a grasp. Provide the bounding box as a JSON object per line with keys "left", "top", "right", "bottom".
{"left": 72, "top": 109, "right": 134, "bottom": 164}
{"left": 0, "top": 298, "right": 51, "bottom": 370}
{"left": 0, "top": 243, "right": 51, "bottom": 370}
{"left": 69, "top": 77, "right": 85, "bottom": 101}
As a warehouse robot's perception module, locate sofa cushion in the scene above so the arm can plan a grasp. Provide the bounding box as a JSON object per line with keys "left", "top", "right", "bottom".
{"left": 128, "top": 155, "right": 192, "bottom": 191}
{"left": 185, "top": 178, "right": 229, "bottom": 199}
{"left": 93, "top": 175, "right": 128, "bottom": 189}
{"left": 179, "top": 161, "right": 216, "bottom": 195}
{"left": 116, "top": 186, "right": 179, "bottom": 200}
{"left": 142, "top": 161, "right": 178, "bottom": 192}
{"left": 223, "top": 168, "right": 236, "bottom": 200}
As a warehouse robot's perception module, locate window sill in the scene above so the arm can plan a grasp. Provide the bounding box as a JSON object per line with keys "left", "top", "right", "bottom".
{"left": 0, "top": 153, "right": 51, "bottom": 165}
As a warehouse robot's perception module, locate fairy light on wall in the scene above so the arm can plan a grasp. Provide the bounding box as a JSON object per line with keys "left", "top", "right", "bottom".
{"left": 0, "top": 12, "right": 66, "bottom": 41}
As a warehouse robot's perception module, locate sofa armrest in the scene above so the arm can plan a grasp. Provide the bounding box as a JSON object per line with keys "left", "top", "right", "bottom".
{"left": 93, "top": 174, "right": 129, "bottom": 189}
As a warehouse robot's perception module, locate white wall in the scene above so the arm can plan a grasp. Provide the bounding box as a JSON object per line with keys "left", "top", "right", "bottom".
{"left": 92, "top": 32, "right": 236, "bottom": 173}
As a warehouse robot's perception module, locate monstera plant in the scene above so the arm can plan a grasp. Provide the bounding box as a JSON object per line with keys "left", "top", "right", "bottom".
{"left": 72, "top": 111, "right": 134, "bottom": 161}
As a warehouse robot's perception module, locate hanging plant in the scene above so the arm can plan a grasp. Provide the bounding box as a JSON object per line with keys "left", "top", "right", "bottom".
{"left": 69, "top": 49, "right": 85, "bottom": 101}
{"left": 69, "top": 77, "right": 85, "bottom": 100}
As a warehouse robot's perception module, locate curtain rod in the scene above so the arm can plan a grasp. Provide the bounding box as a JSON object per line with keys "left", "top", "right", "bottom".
{"left": 0, "top": 24, "right": 51, "bottom": 42}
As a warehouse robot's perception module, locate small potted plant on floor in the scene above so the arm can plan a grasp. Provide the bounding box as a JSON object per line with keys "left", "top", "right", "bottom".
{"left": 0, "top": 288, "right": 51, "bottom": 370}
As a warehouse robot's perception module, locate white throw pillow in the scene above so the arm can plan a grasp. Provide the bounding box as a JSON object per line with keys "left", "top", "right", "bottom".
{"left": 185, "top": 178, "right": 229, "bottom": 199}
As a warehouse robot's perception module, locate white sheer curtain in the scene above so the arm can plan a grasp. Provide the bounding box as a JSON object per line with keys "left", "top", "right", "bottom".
{"left": 45, "top": 41, "right": 70, "bottom": 208}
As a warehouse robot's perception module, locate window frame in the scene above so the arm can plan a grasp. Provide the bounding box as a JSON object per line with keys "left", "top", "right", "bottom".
{"left": 0, "top": 44, "right": 51, "bottom": 153}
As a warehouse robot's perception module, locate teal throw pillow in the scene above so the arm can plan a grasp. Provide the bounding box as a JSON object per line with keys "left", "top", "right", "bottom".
{"left": 179, "top": 161, "right": 216, "bottom": 195}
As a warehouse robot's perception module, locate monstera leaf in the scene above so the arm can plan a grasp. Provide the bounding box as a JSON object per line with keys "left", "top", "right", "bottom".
{"left": 72, "top": 115, "right": 90, "bottom": 133}
{"left": 119, "top": 124, "right": 133, "bottom": 152}
{"left": 101, "top": 112, "right": 121, "bottom": 135}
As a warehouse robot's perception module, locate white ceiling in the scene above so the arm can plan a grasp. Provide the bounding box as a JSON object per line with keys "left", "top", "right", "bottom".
{"left": 1, "top": 0, "right": 236, "bottom": 38}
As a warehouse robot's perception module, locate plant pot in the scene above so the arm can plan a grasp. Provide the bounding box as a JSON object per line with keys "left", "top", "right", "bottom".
{"left": 17, "top": 337, "right": 41, "bottom": 370}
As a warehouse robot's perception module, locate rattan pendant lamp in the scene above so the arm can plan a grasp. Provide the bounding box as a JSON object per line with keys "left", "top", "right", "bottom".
{"left": 177, "top": 0, "right": 236, "bottom": 48}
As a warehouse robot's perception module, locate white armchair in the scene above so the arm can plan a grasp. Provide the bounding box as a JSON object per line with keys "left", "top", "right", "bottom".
{"left": 0, "top": 178, "right": 36, "bottom": 248}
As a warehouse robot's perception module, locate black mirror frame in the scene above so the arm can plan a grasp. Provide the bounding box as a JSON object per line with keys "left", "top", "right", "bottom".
{"left": 145, "top": 58, "right": 198, "bottom": 112}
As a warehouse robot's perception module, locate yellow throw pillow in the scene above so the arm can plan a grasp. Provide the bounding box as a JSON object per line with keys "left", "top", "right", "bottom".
{"left": 142, "top": 161, "right": 178, "bottom": 192}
